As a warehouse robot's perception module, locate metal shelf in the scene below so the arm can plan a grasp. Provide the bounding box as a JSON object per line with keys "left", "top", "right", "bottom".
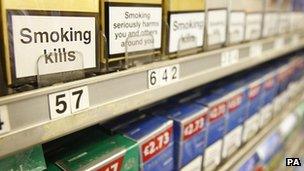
{"left": 0, "top": 33, "right": 304, "bottom": 158}
{"left": 218, "top": 94, "right": 304, "bottom": 171}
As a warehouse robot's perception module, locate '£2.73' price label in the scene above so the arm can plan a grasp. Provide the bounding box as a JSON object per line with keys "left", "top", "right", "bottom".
{"left": 148, "top": 64, "right": 180, "bottom": 89}
{"left": 0, "top": 106, "right": 10, "bottom": 135}
{"left": 141, "top": 126, "right": 173, "bottom": 162}
{"left": 183, "top": 115, "right": 205, "bottom": 141}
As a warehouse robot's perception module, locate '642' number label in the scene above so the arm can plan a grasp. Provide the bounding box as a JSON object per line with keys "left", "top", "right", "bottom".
{"left": 148, "top": 64, "right": 180, "bottom": 88}
{"left": 141, "top": 126, "right": 172, "bottom": 162}
{"left": 49, "top": 86, "right": 89, "bottom": 119}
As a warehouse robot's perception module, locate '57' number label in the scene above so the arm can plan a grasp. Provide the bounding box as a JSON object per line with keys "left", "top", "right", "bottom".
{"left": 141, "top": 126, "right": 173, "bottom": 162}
{"left": 49, "top": 86, "right": 89, "bottom": 119}
{"left": 148, "top": 64, "right": 180, "bottom": 88}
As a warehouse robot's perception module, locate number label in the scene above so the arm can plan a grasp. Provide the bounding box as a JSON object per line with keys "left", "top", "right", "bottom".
{"left": 49, "top": 90, "right": 71, "bottom": 119}
{"left": 49, "top": 86, "right": 89, "bottom": 119}
{"left": 249, "top": 44, "right": 262, "bottom": 58}
{"left": 0, "top": 106, "right": 10, "bottom": 135}
{"left": 221, "top": 49, "right": 239, "bottom": 67}
{"left": 148, "top": 65, "right": 180, "bottom": 88}
{"left": 274, "top": 38, "right": 284, "bottom": 50}
{"left": 141, "top": 126, "right": 172, "bottom": 162}
{"left": 292, "top": 34, "right": 300, "bottom": 46}
{"left": 70, "top": 87, "right": 89, "bottom": 113}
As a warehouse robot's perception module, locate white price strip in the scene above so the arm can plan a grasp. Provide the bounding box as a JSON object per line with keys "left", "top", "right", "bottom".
{"left": 221, "top": 49, "right": 239, "bottom": 67}
{"left": 274, "top": 38, "right": 285, "bottom": 49}
{"left": 230, "top": 49, "right": 240, "bottom": 63}
{"left": 292, "top": 34, "right": 300, "bottom": 45}
{"left": 221, "top": 51, "right": 230, "bottom": 67}
{"left": 0, "top": 106, "right": 10, "bottom": 135}
{"left": 148, "top": 64, "right": 180, "bottom": 89}
{"left": 249, "top": 44, "right": 262, "bottom": 58}
{"left": 49, "top": 86, "right": 90, "bottom": 119}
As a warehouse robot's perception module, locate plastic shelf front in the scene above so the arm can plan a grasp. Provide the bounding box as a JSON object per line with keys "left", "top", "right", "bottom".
{"left": 0, "top": 32, "right": 303, "bottom": 158}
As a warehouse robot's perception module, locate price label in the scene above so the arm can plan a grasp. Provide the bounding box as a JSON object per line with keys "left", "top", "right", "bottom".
{"left": 148, "top": 64, "right": 180, "bottom": 89}
{"left": 183, "top": 115, "right": 205, "bottom": 140}
{"left": 209, "top": 102, "right": 226, "bottom": 122}
{"left": 227, "top": 93, "right": 243, "bottom": 112}
{"left": 221, "top": 49, "right": 239, "bottom": 67}
{"left": 249, "top": 44, "right": 262, "bottom": 58}
{"left": 49, "top": 86, "right": 89, "bottom": 119}
{"left": 248, "top": 84, "right": 261, "bottom": 100}
{"left": 0, "top": 106, "right": 10, "bottom": 135}
{"left": 274, "top": 38, "right": 285, "bottom": 49}
{"left": 97, "top": 155, "right": 124, "bottom": 171}
{"left": 141, "top": 126, "right": 172, "bottom": 162}
{"left": 292, "top": 34, "right": 300, "bottom": 46}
